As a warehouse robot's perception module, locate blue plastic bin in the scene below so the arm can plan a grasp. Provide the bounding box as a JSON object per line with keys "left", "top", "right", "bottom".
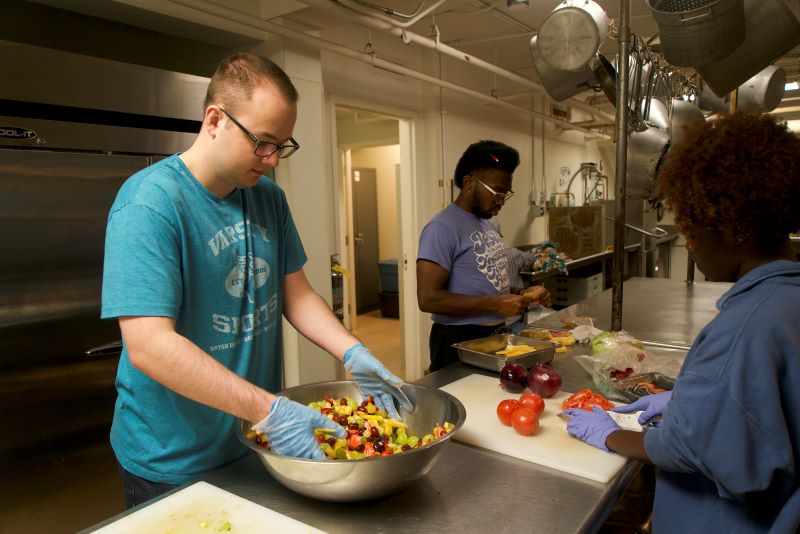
{"left": 377, "top": 259, "right": 398, "bottom": 294}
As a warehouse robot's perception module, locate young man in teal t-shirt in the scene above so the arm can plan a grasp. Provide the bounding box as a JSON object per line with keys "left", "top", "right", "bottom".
{"left": 102, "top": 53, "right": 411, "bottom": 508}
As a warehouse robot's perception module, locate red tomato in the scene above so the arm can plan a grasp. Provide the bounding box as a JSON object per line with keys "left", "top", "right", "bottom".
{"left": 496, "top": 399, "right": 522, "bottom": 426}
{"left": 510, "top": 407, "right": 539, "bottom": 436}
{"left": 518, "top": 392, "right": 545, "bottom": 418}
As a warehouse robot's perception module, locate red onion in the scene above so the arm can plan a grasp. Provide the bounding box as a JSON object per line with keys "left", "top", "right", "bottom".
{"left": 499, "top": 362, "right": 528, "bottom": 393}
{"left": 527, "top": 363, "right": 562, "bottom": 398}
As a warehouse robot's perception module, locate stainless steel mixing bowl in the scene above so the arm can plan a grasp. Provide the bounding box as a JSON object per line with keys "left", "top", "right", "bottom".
{"left": 236, "top": 380, "right": 466, "bottom": 502}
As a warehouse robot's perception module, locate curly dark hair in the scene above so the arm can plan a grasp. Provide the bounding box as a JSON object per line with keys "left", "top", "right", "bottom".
{"left": 453, "top": 140, "right": 520, "bottom": 188}
{"left": 657, "top": 111, "right": 800, "bottom": 252}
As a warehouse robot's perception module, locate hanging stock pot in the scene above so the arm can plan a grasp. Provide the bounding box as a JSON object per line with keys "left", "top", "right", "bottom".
{"left": 670, "top": 99, "right": 705, "bottom": 147}
{"left": 538, "top": 0, "right": 609, "bottom": 71}
{"left": 647, "top": 0, "right": 745, "bottom": 67}
{"left": 626, "top": 125, "right": 671, "bottom": 201}
{"left": 697, "top": 0, "right": 800, "bottom": 96}
{"left": 699, "top": 66, "right": 787, "bottom": 113}
{"left": 736, "top": 66, "right": 787, "bottom": 113}
{"left": 530, "top": 36, "right": 595, "bottom": 102}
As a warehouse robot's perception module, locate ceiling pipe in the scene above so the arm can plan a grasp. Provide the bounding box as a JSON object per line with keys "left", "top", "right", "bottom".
{"left": 163, "top": 0, "right": 609, "bottom": 138}
{"left": 299, "top": 0, "right": 616, "bottom": 124}
{"left": 339, "top": 0, "right": 449, "bottom": 28}
{"left": 447, "top": 31, "right": 534, "bottom": 46}
{"left": 464, "top": 0, "right": 535, "bottom": 33}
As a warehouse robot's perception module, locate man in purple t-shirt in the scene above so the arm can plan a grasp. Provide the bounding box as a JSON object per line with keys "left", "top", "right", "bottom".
{"left": 417, "top": 140, "right": 550, "bottom": 371}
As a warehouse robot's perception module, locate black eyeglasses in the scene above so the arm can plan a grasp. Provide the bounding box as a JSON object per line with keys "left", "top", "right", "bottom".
{"left": 219, "top": 107, "right": 300, "bottom": 158}
{"left": 477, "top": 179, "right": 514, "bottom": 202}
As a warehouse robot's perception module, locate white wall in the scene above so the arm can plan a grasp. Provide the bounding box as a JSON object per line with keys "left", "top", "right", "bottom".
{"left": 351, "top": 145, "right": 400, "bottom": 261}
{"left": 314, "top": 29, "right": 609, "bottom": 375}
{"left": 251, "top": 37, "right": 342, "bottom": 386}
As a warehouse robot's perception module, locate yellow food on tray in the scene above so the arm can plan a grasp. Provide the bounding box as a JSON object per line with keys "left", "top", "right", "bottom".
{"left": 518, "top": 328, "right": 575, "bottom": 347}
{"left": 518, "top": 328, "right": 550, "bottom": 340}
{"left": 495, "top": 343, "right": 537, "bottom": 357}
{"left": 551, "top": 333, "right": 575, "bottom": 346}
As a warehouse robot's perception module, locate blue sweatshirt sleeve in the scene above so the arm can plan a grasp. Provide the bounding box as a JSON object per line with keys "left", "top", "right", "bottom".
{"left": 644, "top": 323, "right": 794, "bottom": 502}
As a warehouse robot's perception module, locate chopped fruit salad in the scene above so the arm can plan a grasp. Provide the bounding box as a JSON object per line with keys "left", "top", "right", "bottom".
{"left": 249, "top": 395, "right": 455, "bottom": 460}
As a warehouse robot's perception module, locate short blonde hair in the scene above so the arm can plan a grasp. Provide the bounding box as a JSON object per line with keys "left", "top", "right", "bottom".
{"left": 203, "top": 53, "right": 298, "bottom": 112}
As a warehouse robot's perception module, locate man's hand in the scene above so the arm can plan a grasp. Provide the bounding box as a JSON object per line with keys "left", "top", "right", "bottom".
{"left": 253, "top": 396, "right": 346, "bottom": 460}
{"left": 494, "top": 294, "right": 529, "bottom": 316}
{"left": 521, "top": 285, "right": 552, "bottom": 308}
{"left": 344, "top": 343, "right": 413, "bottom": 420}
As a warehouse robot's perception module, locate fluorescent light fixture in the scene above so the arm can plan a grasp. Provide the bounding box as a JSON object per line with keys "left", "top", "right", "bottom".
{"left": 507, "top": 0, "right": 529, "bottom": 7}
{"left": 786, "top": 81, "right": 799, "bottom": 91}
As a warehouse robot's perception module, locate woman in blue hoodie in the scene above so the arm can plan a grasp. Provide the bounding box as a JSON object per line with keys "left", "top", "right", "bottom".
{"left": 566, "top": 111, "right": 800, "bottom": 533}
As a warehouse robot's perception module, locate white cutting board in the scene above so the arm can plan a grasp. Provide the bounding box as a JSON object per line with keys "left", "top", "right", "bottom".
{"left": 440, "top": 374, "right": 627, "bottom": 483}
{"left": 92, "top": 481, "right": 326, "bottom": 534}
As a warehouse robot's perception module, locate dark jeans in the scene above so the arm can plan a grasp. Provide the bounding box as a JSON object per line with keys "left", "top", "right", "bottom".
{"left": 118, "top": 461, "right": 179, "bottom": 509}
{"left": 429, "top": 322, "right": 498, "bottom": 372}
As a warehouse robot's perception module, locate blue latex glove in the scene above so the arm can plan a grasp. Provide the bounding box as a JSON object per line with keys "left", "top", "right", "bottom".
{"left": 564, "top": 407, "right": 621, "bottom": 452}
{"left": 344, "top": 343, "right": 413, "bottom": 420}
{"left": 612, "top": 391, "right": 672, "bottom": 426}
{"left": 253, "top": 396, "right": 346, "bottom": 460}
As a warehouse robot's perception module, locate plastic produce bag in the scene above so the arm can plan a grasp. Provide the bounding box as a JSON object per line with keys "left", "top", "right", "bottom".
{"left": 526, "top": 304, "right": 556, "bottom": 325}
{"left": 570, "top": 324, "right": 603, "bottom": 343}
{"left": 529, "top": 241, "right": 569, "bottom": 274}
{"left": 588, "top": 330, "right": 644, "bottom": 355}
{"left": 574, "top": 330, "right": 651, "bottom": 400}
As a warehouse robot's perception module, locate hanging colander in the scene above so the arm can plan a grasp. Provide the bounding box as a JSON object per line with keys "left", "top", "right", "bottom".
{"left": 647, "top": 0, "right": 745, "bottom": 67}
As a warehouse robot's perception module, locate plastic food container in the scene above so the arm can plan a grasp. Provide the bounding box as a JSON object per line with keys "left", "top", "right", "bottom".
{"left": 452, "top": 334, "right": 556, "bottom": 372}
{"left": 608, "top": 372, "right": 676, "bottom": 402}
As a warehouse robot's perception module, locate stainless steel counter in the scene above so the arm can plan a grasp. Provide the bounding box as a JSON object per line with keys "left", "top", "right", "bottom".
{"left": 82, "top": 278, "right": 730, "bottom": 533}
{"left": 81, "top": 361, "right": 639, "bottom": 534}
{"left": 534, "top": 277, "right": 731, "bottom": 349}
{"left": 198, "top": 365, "right": 639, "bottom": 534}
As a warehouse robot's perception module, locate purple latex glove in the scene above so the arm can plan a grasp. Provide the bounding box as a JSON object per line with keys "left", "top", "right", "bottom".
{"left": 564, "top": 407, "right": 621, "bottom": 452}
{"left": 612, "top": 391, "right": 672, "bottom": 426}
